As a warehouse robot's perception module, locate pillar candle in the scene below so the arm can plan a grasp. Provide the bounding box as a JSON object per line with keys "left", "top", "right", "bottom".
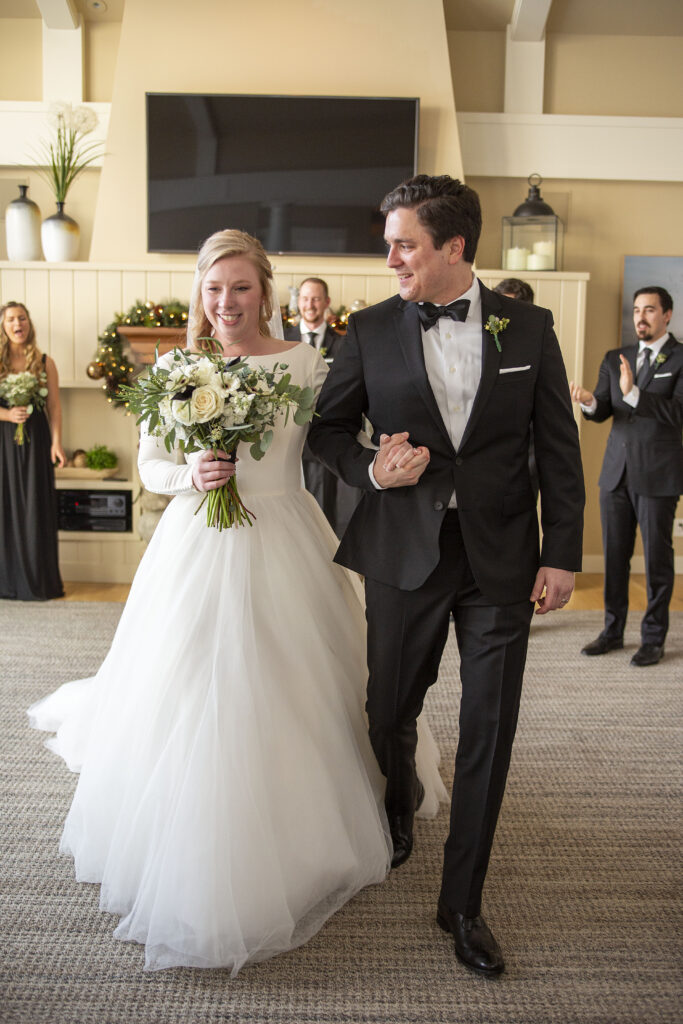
{"left": 505, "top": 247, "right": 529, "bottom": 270}
{"left": 526, "top": 253, "right": 553, "bottom": 271}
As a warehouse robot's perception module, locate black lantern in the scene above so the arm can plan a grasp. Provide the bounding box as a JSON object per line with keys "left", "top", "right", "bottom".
{"left": 501, "top": 174, "right": 563, "bottom": 272}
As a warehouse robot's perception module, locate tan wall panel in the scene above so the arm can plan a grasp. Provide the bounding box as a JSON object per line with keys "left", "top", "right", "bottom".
{"left": 0, "top": 20, "right": 42, "bottom": 101}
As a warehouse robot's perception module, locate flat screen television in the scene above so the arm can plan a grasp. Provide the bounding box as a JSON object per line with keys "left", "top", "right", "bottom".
{"left": 146, "top": 93, "right": 419, "bottom": 256}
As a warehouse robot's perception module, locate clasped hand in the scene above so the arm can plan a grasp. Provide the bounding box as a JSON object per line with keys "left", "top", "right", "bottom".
{"left": 373, "top": 432, "right": 430, "bottom": 488}
{"left": 9, "top": 405, "right": 29, "bottom": 424}
{"left": 191, "top": 449, "right": 238, "bottom": 492}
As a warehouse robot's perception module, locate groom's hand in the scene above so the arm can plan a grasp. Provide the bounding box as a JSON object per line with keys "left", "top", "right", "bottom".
{"left": 373, "top": 432, "right": 430, "bottom": 488}
{"left": 530, "top": 567, "right": 575, "bottom": 615}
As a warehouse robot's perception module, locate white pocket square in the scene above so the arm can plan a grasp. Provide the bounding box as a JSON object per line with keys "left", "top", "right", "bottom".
{"left": 653, "top": 372, "right": 672, "bottom": 378}
{"left": 499, "top": 365, "right": 531, "bottom": 375}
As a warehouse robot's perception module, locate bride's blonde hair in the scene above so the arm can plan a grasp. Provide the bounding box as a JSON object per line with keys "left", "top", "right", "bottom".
{"left": 0, "top": 302, "right": 43, "bottom": 382}
{"left": 189, "top": 230, "right": 274, "bottom": 351}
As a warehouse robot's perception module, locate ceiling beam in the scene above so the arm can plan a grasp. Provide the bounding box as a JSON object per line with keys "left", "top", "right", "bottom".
{"left": 509, "top": 0, "right": 553, "bottom": 42}
{"left": 35, "top": 0, "right": 80, "bottom": 31}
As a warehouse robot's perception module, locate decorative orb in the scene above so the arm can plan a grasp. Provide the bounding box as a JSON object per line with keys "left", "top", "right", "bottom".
{"left": 86, "top": 361, "right": 104, "bottom": 379}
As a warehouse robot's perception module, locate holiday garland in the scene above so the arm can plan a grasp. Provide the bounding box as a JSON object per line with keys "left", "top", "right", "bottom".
{"left": 87, "top": 299, "right": 189, "bottom": 408}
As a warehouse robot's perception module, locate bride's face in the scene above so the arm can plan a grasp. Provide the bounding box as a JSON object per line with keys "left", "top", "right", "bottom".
{"left": 201, "top": 256, "right": 264, "bottom": 346}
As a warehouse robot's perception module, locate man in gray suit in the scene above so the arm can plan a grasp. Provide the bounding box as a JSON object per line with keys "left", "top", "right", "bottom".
{"left": 571, "top": 286, "right": 683, "bottom": 666}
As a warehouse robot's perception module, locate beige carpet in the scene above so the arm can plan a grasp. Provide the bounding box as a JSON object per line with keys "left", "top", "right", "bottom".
{"left": 1, "top": 601, "right": 681, "bottom": 1024}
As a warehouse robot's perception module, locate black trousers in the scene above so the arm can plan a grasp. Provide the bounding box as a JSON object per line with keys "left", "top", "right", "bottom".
{"left": 599, "top": 476, "right": 677, "bottom": 646}
{"left": 365, "top": 511, "right": 533, "bottom": 918}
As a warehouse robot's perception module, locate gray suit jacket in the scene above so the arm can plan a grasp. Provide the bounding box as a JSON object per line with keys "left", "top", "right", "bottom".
{"left": 584, "top": 334, "right": 683, "bottom": 496}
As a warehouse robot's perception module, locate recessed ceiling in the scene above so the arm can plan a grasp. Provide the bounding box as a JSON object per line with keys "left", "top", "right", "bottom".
{"left": 4, "top": 0, "right": 683, "bottom": 35}
{"left": 443, "top": 0, "right": 683, "bottom": 36}
{"left": 1, "top": 0, "right": 124, "bottom": 21}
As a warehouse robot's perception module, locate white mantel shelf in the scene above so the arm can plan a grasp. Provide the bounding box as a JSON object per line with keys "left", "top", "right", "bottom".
{"left": 457, "top": 112, "right": 683, "bottom": 182}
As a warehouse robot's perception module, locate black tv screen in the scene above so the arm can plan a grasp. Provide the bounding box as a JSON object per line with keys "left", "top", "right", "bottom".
{"left": 146, "top": 93, "right": 419, "bottom": 256}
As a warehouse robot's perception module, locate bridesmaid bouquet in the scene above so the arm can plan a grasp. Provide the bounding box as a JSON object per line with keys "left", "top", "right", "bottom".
{"left": 0, "top": 370, "right": 49, "bottom": 445}
{"left": 120, "top": 347, "right": 316, "bottom": 529}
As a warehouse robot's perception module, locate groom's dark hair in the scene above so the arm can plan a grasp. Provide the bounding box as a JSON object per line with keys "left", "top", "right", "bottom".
{"left": 380, "top": 174, "right": 482, "bottom": 263}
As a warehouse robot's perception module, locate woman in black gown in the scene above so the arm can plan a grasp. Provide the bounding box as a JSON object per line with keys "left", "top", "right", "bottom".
{"left": 0, "top": 301, "right": 65, "bottom": 600}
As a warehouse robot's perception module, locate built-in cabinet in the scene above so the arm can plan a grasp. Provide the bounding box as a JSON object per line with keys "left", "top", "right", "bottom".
{"left": 1, "top": 260, "right": 589, "bottom": 582}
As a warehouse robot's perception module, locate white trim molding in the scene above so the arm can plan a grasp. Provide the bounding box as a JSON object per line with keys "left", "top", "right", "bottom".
{"left": 457, "top": 112, "right": 683, "bottom": 182}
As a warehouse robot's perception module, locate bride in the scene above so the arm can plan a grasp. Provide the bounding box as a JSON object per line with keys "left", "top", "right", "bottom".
{"left": 28, "top": 229, "right": 446, "bottom": 974}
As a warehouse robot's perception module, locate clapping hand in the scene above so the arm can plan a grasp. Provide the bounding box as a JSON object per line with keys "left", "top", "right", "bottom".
{"left": 373, "top": 432, "right": 430, "bottom": 488}
{"left": 569, "top": 382, "right": 593, "bottom": 405}
{"left": 618, "top": 354, "right": 634, "bottom": 395}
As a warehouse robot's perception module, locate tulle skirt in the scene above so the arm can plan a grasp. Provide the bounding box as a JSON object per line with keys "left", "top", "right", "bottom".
{"left": 29, "top": 487, "right": 446, "bottom": 972}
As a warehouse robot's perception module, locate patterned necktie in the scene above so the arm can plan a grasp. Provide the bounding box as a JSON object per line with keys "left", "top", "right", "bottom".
{"left": 417, "top": 299, "right": 470, "bottom": 331}
{"left": 636, "top": 347, "right": 651, "bottom": 388}
{"left": 307, "top": 332, "right": 317, "bottom": 347}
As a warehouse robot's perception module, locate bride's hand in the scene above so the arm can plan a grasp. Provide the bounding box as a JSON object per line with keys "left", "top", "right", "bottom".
{"left": 191, "top": 450, "right": 237, "bottom": 492}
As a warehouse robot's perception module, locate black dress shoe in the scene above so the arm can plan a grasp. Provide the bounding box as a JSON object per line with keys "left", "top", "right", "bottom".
{"left": 581, "top": 634, "right": 623, "bottom": 656}
{"left": 630, "top": 643, "right": 664, "bottom": 666}
{"left": 389, "top": 780, "right": 424, "bottom": 869}
{"left": 436, "top": 901, "right": 504, "bottom": 975}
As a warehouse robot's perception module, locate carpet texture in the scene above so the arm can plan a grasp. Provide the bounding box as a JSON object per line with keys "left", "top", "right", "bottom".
{"left": 1, "top": 601, "right": 681, "bottom": 1024}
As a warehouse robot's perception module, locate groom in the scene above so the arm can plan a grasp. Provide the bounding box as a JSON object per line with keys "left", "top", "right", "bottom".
{"left": 308, "top": 174, "right": 584, "bottom": 975}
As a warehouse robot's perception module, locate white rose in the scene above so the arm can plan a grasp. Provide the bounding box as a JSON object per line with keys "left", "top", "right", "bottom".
{"left": 159, "top": 396, "right": 173, "bottom": 424}
{"left": 171, "top": 397, "right": 193, "bottom": 425}
{"left": 195, "top": 358, "right": 218, "bottom": 385}
{"left": 190, "top": 385, "right": 224, "bottom": 423}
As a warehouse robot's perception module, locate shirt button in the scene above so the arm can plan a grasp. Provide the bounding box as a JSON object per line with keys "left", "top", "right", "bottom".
{"left": 434, "top": 501, "right": 444, "bottom": 511}
{"left": 449, "top": 366, "right": 456, "bottom": 374}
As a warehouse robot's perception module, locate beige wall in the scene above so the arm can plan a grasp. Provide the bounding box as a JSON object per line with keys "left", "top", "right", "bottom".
{"left": 90, "top": 0, "right": 462, "bottom": 265}
{"left": 447, "top": 31, "right": 506, "bottom": 113}
{"left": 85, "top": 21, "right": 122, "bottom": 104}
{"left": 472, "top": 175, "right": 683, "bottom": 562}
{"left": 448, "top": 30, "right": 683, "bottom": 118}
{"left": 0, "top": 20, "right": 43, "bottom": 101}
{"left": 545, "top": 34, "right": 683, "bottom": 117}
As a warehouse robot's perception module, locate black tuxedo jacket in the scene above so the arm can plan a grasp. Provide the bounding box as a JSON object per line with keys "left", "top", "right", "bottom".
{"left": 584, "top": 334, "right": 683, "bottom": 497}
{"left": 308, "top": 281, "right": 584, "bottom": 604}
{"left": 283, "top": 323, "right": 343, "bottom": 360}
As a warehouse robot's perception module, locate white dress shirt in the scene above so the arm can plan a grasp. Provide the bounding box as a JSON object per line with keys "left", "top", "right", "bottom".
{"left": 300, "top": 322, "right": 326, "bottom": 350}
{"left": 370, "top": 275, "right": 482, "bottom": 507}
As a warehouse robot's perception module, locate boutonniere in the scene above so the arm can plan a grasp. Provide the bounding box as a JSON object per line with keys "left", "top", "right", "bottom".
{"left": 319, "top": 347, "right": 328, "bottom": 359}
{"left": 655, "top": 352, "right": 669, "bottom": 366}
{"left": 485, "top": 315, "right": 510, "bottom": 353}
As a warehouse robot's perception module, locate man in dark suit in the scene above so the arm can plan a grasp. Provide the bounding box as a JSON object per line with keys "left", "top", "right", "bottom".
{"left": 571, "top": 286, "right": 682, "bottom": 667}
{"left": 283, "top": 276, "right": 344, "bottom": 359}
{"left": 284, "top": 277, "right": 359, "bottom": 535}
{"left": 308, "top": 175, "right": 584, "bottom": 975}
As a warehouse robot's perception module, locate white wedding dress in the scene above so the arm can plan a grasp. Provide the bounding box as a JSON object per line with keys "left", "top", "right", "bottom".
{"left": 28, "top": 342, "right": 447, "bottom": 973}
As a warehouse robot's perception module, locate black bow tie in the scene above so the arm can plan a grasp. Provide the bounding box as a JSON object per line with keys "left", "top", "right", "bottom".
{"left": 417, "top": 299, "right": 470, "bottom": 331}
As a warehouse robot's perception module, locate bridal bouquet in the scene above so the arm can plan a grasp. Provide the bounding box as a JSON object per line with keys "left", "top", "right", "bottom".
{"left": 119, "top": 347, "right": 316, "bottom": 529}
{"left": 0, "top": 370, "right": 49, "bottom": 445}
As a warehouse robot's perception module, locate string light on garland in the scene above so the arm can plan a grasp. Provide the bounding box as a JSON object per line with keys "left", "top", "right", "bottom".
{"left": 87, "top": 298, "right": 189, "bottom": 408}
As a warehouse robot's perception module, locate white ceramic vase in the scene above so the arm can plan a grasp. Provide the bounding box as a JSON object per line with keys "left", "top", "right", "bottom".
{"left": 5, "top": 185, "right": 42, "bottom": 261}
{"left": 41, "top": 202, "right": 80, "bottom": 262}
